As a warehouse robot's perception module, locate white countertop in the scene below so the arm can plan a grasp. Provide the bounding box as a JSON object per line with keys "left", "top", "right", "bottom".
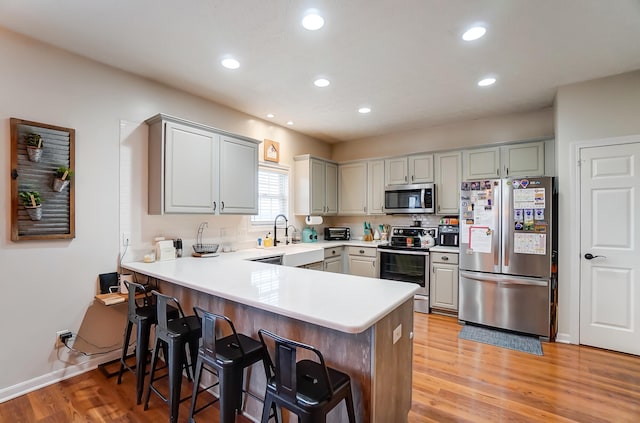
{"left": 122, "top": 242, "right": 416, "bottom": 334}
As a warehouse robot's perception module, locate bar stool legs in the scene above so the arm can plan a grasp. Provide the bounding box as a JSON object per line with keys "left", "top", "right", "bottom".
{"left": 143, "top": 291, "right": 202, "bottom": 423}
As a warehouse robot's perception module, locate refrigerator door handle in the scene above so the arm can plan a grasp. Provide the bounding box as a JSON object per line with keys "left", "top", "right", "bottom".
{"left": 460, "top": 270, "right": 549, "bottom": 287}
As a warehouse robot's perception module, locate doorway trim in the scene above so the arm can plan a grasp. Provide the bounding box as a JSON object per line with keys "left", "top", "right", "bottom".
{"left": 570, "top": 133, "right": 640, "bottom": 346}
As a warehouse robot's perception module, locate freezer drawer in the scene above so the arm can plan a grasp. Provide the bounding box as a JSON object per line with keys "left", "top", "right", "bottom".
{"left": 459, "top": 270, "right": 550, "bottom": 338}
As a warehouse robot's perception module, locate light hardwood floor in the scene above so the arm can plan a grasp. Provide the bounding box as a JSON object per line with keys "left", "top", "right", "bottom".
{"left": 1, "top": 313, "right": 639, "bottom": 422}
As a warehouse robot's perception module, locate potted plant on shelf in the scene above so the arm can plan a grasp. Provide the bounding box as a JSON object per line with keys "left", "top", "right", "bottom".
{"left": 19, "top": 190, "right": 44, "bottom": 221}
{"left": 24, "top": 132, "right": 44, "bottom": 162}
{"left": 52, "top": 166, "right": 73, "bottom": 192}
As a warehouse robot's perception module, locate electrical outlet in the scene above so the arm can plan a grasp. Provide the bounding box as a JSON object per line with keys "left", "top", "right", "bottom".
{"left": 122, "top": 232, "right": 131, "bottom": 246}
{"left": 393, "top": 324, "right": 402, "bottom": 344}
{"left": 56, "top": 330, "right": 72, "bottom": 348}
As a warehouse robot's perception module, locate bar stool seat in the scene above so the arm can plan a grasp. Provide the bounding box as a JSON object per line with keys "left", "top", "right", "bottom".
{"left": 116, "top": 280, "right": 178, "bottom": 405}
{"left": 188, "top": 307, "right": 277, "bottom": 423}
{"left": 258, "top": 329, "right": 356, "bottom": 423}
{"left": 143, "top": 291, "right": 202, "bottom": 423}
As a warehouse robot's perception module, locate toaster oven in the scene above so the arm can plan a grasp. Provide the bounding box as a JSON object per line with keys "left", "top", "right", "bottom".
{"left": 324, "top": 227, "right": 350, "bottom": 241}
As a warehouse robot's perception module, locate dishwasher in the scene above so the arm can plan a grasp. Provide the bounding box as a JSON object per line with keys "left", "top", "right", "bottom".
{"left": 250, "top": 255, "right": 283, "bottom": 265}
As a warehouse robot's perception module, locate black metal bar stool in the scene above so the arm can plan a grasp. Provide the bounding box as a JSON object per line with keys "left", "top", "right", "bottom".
{"left": 258, "top": 329, "right": 356, "bottom": 423}
{"left": 143, "top": 291, "right": 202, "bottom": 423}
{"left": 188, "top": 307, "right": 278, "bottom": 423}
{"left": 116, "top": 280, "right": 178, "bottom": 404}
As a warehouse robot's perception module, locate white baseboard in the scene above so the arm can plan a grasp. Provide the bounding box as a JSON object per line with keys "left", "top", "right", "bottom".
{"left": 0, "top": 351, "right": 121, "bottom": 404}
{"left": 555, "top": 332, "right": 574, "bottom": 344}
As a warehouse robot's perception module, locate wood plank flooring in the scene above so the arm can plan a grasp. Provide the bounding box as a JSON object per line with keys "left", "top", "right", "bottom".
{"left": 1, "top": 313, "right": 639, "bottom": 422}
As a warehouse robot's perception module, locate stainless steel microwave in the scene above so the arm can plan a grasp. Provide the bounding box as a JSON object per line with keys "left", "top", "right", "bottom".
{"left": 384, "top": 183, "right": 435, "bottom": 214}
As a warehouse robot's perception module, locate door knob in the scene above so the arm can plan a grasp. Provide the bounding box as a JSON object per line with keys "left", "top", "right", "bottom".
{"left": 584, "top": 253, "right": 606, "bottom": 260}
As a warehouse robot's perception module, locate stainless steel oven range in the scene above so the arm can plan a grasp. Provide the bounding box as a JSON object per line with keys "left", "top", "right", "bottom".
{"left": 377, "top": 226, "right": 437, "bottom": 313}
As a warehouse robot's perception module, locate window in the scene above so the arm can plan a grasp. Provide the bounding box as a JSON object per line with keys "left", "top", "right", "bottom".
{"left": 251, "top": 164, "right": 289, "bottom": 225}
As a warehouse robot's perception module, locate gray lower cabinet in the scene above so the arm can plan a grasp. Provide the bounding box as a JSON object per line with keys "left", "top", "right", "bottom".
{"left": 301, "top": 261, "right": 324, "bottom": 271}
{"left": 430, "top": 252, "right": 459, "bottom": 314}
{"left": 348, "top": 246, "right": 377, "bottom": 278}
{"left": 324, "top": 246, "right": 344, "bottom": 273}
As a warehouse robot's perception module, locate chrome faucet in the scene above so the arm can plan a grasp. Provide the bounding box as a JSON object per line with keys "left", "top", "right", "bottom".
{"left": 274, "top": 214, "right": 289, "bottom": 245}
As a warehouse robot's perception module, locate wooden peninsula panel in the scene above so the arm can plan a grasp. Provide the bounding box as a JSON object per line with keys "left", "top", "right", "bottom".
{"left": 156, "top": 280, "right": 414, "bottom": 423}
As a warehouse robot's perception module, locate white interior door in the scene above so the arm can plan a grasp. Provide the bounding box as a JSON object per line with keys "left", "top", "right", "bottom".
{"left": 579, "top": 141, "right": 640, "bottom": 355}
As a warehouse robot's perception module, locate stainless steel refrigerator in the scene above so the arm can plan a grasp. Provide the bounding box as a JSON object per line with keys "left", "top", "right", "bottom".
{"left": 458, "top": 177, "right": 557, "bottom": 338}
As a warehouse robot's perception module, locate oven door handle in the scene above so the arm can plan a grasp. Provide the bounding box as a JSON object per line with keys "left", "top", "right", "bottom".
{"left": 378, "top": 248, "right": 429, "bottom": 256}
{"left": 421, "top": 188, "right": 426, "bottom": 209}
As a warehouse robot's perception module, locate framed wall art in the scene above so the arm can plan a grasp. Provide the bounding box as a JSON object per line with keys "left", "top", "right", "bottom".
{"left": 264, "top": 139, "right": 280, "bottom": 163}
{"left": 10, "top": 118, "right": 76, "bottom": 241}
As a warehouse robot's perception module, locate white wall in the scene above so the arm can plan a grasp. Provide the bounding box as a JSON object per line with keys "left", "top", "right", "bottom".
{"left": 0, "top": 28, "right": 329, "bottom": 400}
{"left": 331, "top": 108, "right": 554, "bottom": 162}
{"left": 555, "top": 70, "right": 640, "bottom": 342}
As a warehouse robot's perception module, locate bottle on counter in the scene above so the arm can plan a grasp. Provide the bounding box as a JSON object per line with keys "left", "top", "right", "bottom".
{"left": 174, "top": 238, "right": 183, "bottom": 257}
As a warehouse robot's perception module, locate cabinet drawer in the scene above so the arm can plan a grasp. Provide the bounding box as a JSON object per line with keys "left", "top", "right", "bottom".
{"left": 431, "top": 252, "right": 459, "bottom": 265}
{"left": 324, "top": 246, "right": 344, "bottom": 259}
{"left": 347, "top": 246, "right": 377, "bottom": 257}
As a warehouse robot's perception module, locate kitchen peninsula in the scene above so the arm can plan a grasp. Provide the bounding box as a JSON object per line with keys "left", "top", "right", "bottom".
{"left": 122, "top": 248, "right": 417, "bottom": 423}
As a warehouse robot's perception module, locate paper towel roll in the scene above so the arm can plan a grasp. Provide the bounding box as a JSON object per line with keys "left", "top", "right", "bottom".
{"left": 305, "top": 215, "right": 323, "bottom": 225}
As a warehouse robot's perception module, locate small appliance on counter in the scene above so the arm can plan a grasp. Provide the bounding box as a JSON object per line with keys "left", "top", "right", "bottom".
{"left": 155, "top": 239, "right": 176, "bottom": 261}
{"left": 302, "top": 227, "right": 318, "bottom": 243}
{"left": 324, "top": 227, "right": 350, "bottom": 241}
{"left": 438, "top": 225, "right": 459, "bottom": 247}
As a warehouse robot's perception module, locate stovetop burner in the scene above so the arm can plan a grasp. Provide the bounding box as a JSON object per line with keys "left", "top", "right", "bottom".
{"left": 378, "top": 226, "right": 437, "bottom": 250}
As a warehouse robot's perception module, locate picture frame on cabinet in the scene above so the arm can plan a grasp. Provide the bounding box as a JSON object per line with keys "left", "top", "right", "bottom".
{"left": 264, "top": 139, "right": 280, "bottom": 163}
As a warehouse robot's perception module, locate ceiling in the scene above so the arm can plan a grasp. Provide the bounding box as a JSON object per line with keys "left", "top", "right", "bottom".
{"left": 1, "top": 1, "right": 639, "bottom": 143}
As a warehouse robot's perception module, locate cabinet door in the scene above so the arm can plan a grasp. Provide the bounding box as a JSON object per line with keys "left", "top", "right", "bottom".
{"left": 434, "top": 151, "right": 461, "bottom": 215}
{"left": 501, "top": 141, "right": 545, "bottom": 177}
{"left": 430, "top": 263, "right": 459, "bottom": 310}
{"left": 324, "top": 256, "right": 343, "bottom": 273}
{"left": 164, "top": 122, "right": 218, "bottom": 213}
{"left": 409, "top": 154, "right": 434, "bottom": 183}
{"left": 339, "top": 162, "right": 367, "bottom": 215}
{"left": 324, "top": 162, "right": 338, "bottom": 215}
{"left": 305, "top": 261, "right": 324, "bottom": 271}
{"left": 310, "top": 159, "right": 326, "bottom": 214}
{"left": 462, "top": 147, "right": 500, "bottom": 180}
{"left": 367, "top": 159, "right": 385, "bottom": 214}
{"left": 219, "top": 135, "right": 258, "bottom": 214}
{"left": 349, "top": 256, "right": 377, "bottom": 278}
{"left": 385, "top": 157, "right": 408, "bottom": 185}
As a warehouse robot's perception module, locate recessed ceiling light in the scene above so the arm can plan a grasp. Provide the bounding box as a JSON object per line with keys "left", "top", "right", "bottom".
{"left": 462, "top": 26, "right": 486, "bottom": 41}
{"left": 478, "top": 77, "right": 496, "bottom": 87}
{"left": 266, "top": 113, "right": 275, "bottom": 118}
{"left": 302, "top": 12, "right": 324, "bottom": 30}
{"left": 221, "top": 58, "right": 240, "bottom": 69}
{"left": 314, "top": 78, "right": 330, "bottom": 88}
{"left": 286, "top": 121, "right": 294, "bottom": 126}
{"left": 358, "top": 107, "right": 371, "bottom": 114}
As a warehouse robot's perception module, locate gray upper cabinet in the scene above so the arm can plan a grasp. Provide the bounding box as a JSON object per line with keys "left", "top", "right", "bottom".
{"left": 218, "top": 135, "right": 259, "bottom": 214}
{"left": 367, "top": 159, "right": 385, "bottom": 215}
{"left": 338, "top": 161, "right": 367, "bottom": 215}
{"left": 146, "top": 114, "right": 259, "bottom": 215}
{"left": 501, "top": 141, "right": 545, "bottom": 177}
{"left": 294, "top": 155, "right": 338, "bottom": 216}
{"left": 338, "top": 159, "right": 385, "bottom": 216}
{"left": 434, "top": 151, "right": 461, "bottom": 215}
{"left": 462, "top": 147, "right": 501, "bottom": 180}
{"left": 385, "top": 153, "right": 433, "bottom": 185}
{"left": 462, "top": 141, "right": 545, "bottom": 180}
